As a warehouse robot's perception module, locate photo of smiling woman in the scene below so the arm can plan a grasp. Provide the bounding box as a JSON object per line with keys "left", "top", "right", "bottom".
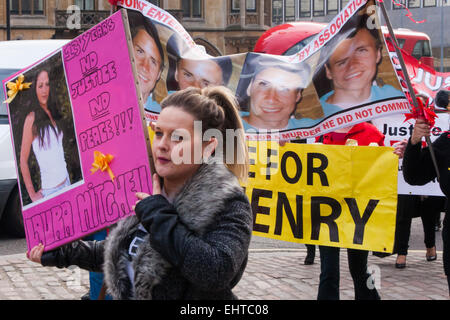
{"left": 8, "top": 52, "right": 82, "bottom": 207}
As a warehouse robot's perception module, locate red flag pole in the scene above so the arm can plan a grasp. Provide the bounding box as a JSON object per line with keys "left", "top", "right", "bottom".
{"left": 378, "top": 1, "right": 440, "bottom": 182}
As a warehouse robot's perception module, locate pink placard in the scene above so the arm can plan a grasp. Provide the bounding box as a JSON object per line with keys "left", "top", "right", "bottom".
{"left": 2, "top": 10, "right": 152, "bottom": 252}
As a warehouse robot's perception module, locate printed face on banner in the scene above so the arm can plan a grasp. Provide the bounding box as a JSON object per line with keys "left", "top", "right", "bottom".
{"left": 165, "top": 32, "right": 233, "bottom": 92}
{"left": 175, "top": 58, "right": 224, "bottom": 90}
{"left": 313, "top": 12, "right": 406, "bottom": 115}
{"left": 244, "top": 66, "right": 304, "bottom": 130}
{"left": 324, "top": 28, "right": 382, "bottom": 106}
{"left": 132, "top": 28, "right": 163, "bottom": 100}
{"left": 122, "top": 0, "right": 409, "bottom": 141}
{"left": 128, "top": 9, "right": 165, "bottom": 107}
{"left": 2, "top": 10, "right": 153, "bottom": 252}
{"left": 7, "top": 52, "right": 83, "bottom": 208}
{"left": 233, "top": 52, "right": 313, "bottom": 133}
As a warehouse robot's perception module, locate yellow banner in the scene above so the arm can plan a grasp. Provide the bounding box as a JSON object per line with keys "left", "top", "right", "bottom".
{"left": 243, "top": 141, "right": 398, "bottom": 253}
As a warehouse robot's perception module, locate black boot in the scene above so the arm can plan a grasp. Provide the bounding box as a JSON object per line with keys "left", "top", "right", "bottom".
{"left": 81, "top": 292, "right": 91, "bottom": 300}
{"left": 304, "top": 245, "right": 315, "bottom": 265}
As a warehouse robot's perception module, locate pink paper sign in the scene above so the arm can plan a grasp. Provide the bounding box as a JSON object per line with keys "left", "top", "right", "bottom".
{"left": 2, "top": 10, "right": 152, "bottom": 252}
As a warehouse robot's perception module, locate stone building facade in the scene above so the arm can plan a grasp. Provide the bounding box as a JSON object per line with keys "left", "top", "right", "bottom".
{"left": 0, "top": 0, "right": 112, "bottom": 40}
{"left": 0, "top": 0, "right": 272, "bottom": 56}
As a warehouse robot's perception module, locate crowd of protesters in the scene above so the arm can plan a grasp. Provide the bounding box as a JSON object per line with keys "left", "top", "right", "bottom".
{"left": 24, "top": 88, "right": 449, "bottom": 300}
{"left": 21, "top": 2, "right": 450, "bottom": 301}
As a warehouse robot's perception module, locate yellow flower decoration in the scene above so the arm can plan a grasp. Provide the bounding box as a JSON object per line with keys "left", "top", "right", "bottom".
{"left": 90, "top": 151, "right": 115, "bottom": 181}
{"left": 3, "top": 74, "right": 32, "bottom": 104}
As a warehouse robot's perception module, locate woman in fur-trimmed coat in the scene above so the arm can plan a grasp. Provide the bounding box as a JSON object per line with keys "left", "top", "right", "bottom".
{"left": 27, "top": 87, "right": 253, "bottom": 300}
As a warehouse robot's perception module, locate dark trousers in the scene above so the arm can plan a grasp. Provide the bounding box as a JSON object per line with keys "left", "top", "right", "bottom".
{"left": 394, "top": 195, "right": 445, "bottom": 255}
{"left": 318, "top": 246, "right": 380, "bottom": 300}
{"left": 442, "top": 209, "right": 450, "bottom": 288}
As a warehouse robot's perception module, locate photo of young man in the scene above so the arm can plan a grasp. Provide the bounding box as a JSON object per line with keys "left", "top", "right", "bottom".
{"left": 165, "top": 33, "right": 232, "bottom": 95}
{"left": 236, "top": 54, "right": 328, "bottom": 131}
{"left": 128, "top": 10, "right": 165, "bottom": 112}
{"left": 314, "top": 13, "right": 404, "bottom": 111}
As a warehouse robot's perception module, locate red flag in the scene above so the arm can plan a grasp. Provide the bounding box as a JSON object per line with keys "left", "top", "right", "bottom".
{"left": 399, "top": 48, "right": 450, "bottom": 107}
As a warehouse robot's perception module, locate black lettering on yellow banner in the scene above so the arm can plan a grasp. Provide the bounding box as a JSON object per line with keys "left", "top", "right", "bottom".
{"left": 345, "top": 198, "right": 379, "bottom": 245}
{"left": 243, "top": 142, "right": 398, "bottom": 253}
{"left": 311, "top": 196, "right": 341, "bottom": 242}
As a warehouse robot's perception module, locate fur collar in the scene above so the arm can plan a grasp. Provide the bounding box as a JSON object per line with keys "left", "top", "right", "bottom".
{"left": 103, "top": 161, "right": 243, "bottom": 299}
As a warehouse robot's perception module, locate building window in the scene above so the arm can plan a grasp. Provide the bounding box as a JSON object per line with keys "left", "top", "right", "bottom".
{"left": 392, "top": 0, "right": 407, "bottom": 9}
{"left": 74, "top": 0, "right": 95, "bottom": 10}
{"left": 231, "top": 0, "right": 256, "bottom": 12}
{"left": 231, "top": 0, "right": 240, "bottom": 11}
{"left": 246, "top": 0, "right": 256, "bottom": 11}
{"left": 10, "top": 0, "right": 44, "bottom": 15}
{"left": 285, "top": 0, "right": 296, "bottom": 21}
{"left": 327, "top": 0, "right": 338, "bottom": 14}
{"left": 272, "top": 0, "right": 283, "bottom": 24}
{"left": 340, "top": 0, "right": 350, "bottom": 10}
{"left": 182, "top": 0, "right": 202, "bottom": 18}
{"left": 299, "top": 0, "right": 311, "bottom": 17}
{"left": 423, "top": 0, "right": 437, "bottom": 6}
{"left": 407, "top": 0, "right": 421, "bottom": 7}
{"left": 148, "top": 0, "right": 160, "bottom": 6}
{"left": 313, "top": 0, "right": 324, "bottom": 16}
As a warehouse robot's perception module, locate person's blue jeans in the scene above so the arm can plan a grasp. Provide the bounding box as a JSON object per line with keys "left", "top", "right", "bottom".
{"left": 83, "top": 229, "right": 112, "bottom": 300}
{"left": 318, "top": 246, "right": 380, "bottom": 300}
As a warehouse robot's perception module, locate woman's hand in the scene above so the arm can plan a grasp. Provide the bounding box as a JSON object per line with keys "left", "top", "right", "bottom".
{"left": 393, "top": 139, "right": 408, "bottom": 159}
{"left": 26, "top": 243, "right": 44, "bottom": 264}
{"left": 411, "top": 118, "right": 431, "bottom": 145}
{"left": 134, "top": 173, "right": 162, "bottom": 210}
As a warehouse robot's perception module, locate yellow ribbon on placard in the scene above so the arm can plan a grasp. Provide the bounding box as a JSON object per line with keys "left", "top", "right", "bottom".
{"left": 90, "top": 151, "right": 115, "bottom": 181}
{"left": 3, "top": 74, "right": 32, "bottom": 104}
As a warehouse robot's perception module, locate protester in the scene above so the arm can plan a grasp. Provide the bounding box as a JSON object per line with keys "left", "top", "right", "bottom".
{"left": 27, "top": 86, "right": 253, "bottom": 300}
{"left": 315, "top": 121, "right": 386, "bottom": 300}
{"left": 435, "top": 89, "right": 449, "bottom": 110}
{"left": 402, "top": 117, "right": 450, "bottom": 295}
{"left": 393, "top": 195, "right": 445, "bottom": 268}
{"left": 394, "top": 93, "right": 447, "bottom": 268}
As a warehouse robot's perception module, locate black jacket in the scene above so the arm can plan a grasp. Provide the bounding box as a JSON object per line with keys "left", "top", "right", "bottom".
{"left": 402, "top": 131, "right": 450, "bottom": 212}
{"left": 41, "top": 161, "right": 253, "bottom": 300}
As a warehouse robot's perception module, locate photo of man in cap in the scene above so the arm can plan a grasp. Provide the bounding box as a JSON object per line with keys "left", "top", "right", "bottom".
{"left": 236, "top": 53, "right": 338, "bottom": 131}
